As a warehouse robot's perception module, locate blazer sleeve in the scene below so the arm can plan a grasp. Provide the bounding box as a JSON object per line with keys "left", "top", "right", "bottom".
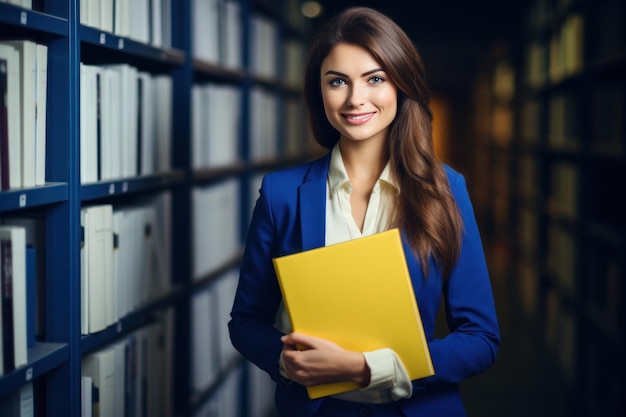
{"left": 416, "top": 171, "right": 500, "bottom": 388}
{"left": 228, "top": 173, "right": 286, "bottom": 383}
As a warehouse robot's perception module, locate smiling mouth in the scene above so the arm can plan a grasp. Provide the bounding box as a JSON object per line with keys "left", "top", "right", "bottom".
{"left": 342, "top": 112, "right": 375, "bottom": 125}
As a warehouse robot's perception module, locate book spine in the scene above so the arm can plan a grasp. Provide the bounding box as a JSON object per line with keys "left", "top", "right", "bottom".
{"left": 1, "top": 237, "right": 15, "bottom": 373}
{"left": 26, "top": 245, "right": 36, "bottom": 348}
{"left": 0, "top": 58, "right": 9, "bottom": 190}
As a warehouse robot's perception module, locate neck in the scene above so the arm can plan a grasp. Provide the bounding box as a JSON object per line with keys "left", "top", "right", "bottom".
{"left": 338, "top": 138, "right": 386, "bottom": 182}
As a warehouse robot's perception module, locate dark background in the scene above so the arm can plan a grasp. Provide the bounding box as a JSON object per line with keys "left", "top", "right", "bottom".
{"left": 304, "top": 2, "right": 576, "bottom": 416}
{"left": 309, "top": 0, "right": 526, "bottom": 94}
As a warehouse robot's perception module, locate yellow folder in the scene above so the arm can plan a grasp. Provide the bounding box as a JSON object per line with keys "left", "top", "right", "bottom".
{"left": 272, "top": 228, "right": 434, "bottom": 399}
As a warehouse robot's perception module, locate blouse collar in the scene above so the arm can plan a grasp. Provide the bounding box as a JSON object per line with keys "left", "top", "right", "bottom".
{"left": 327, "top": 143, "right": 398, "bottom": 197}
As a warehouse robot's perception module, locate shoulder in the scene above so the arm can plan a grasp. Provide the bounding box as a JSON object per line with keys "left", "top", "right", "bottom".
{"left": 262, "top": 153, "right": 330, "bottom": 190}
{"left": 441, "top": 163, "right": 475, "bottom": 217}
{"left": 442, "top": 163, "right": 467, "bottom": 191}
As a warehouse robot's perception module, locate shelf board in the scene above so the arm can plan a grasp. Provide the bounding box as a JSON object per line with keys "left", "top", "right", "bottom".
{"left": 251, "top": 73, "right": 284, "bottom": 90}
{"left": 193, "top": 162, "right": 247, "bottom": 183}
{"left": 80, "top": 285, "right": 185, "bottom": 355}
{"left": 193, "top": 60, "right": 247, "bottom": 83}
{"left": 79, "top": 25, "right": 185, "bottom": 70}
{"left": 0, "top": 342, "right": 68, "bottom": 397}
{"left": 0, "top": 4, "right": 67, "bottom": 37}
{"left": 80, "top": 171, "right": 185, "bottom": 202}
{"left": 0, "top": 182, "right": 69, "bottom": 212}
{"left": 249, "top": 154, "right": 312, "bottom": 171}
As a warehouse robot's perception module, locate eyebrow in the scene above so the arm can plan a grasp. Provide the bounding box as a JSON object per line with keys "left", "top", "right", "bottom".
{"left": 324, "top": 68, "right": 384, "bottom": 78}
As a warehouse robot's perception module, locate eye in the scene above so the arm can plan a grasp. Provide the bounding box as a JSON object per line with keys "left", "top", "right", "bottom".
{"left": 369, "top": 75, "right": 385, "bottom": 84}
{"left": 329, "top": 78, "right": 346, "bottom": 87}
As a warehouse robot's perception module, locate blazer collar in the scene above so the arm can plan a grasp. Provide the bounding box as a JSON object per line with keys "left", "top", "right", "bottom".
{"left": 296, "top": 152, "right": 426, "bottom": 295}
{"left": 299, "top": 152, "right": 331, "bottom": 251}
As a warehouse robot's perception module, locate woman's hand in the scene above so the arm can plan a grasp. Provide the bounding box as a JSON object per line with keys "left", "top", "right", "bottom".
{"left": 281, "top": 332, "right": 371, "bottom": 387}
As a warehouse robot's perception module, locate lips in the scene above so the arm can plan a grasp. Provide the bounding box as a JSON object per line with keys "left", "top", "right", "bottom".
{"left": 342, "top": 112, "right": 375, "bottom": 125}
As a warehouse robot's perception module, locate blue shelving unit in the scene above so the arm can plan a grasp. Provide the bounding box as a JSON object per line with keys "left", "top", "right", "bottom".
{"left": 0, "top": 0, "right": 311, "bottom": 415}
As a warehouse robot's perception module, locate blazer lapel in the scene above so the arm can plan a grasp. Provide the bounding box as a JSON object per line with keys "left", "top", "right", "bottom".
{"left": 299, "top": 153, "right": 331, "bottom": 251}
{"left": 296, "top": 153, "right": 427, "bottom": 296}
{"left": 401, "top": 232, "right": 426, "bottom": 295}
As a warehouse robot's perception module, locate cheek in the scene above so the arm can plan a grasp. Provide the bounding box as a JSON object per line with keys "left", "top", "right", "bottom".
{"left": 374, "top": 88, "right": 398, "bottom": 110}
{"left": 389, "top": 100, "right": 398, "bottom": 119}
{"left": 321, "top": 91, "right": 344, "bottom": 120}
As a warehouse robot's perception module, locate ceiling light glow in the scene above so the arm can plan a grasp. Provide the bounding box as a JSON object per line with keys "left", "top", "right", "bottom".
{"left": 301, "top": 1, "right": 322, "bottom": 18}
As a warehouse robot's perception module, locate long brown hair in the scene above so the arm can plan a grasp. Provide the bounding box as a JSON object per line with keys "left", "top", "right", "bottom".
{"left": 304, "top": 7, "right": 463, "bottom": 279}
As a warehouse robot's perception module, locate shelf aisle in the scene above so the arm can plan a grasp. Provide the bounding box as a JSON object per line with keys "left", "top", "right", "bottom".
{"left": 461, "top": 240, "right": 575, "bottom": 417}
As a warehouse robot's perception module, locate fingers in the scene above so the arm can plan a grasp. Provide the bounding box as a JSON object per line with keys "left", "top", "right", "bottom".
{"left": 281, "top": 332, "right": 338, "bottom": 350}
{"left": 281, "top": 331, "right": 313, "bottom": 348}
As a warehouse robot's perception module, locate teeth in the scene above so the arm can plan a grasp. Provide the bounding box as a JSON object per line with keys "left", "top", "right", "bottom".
{"left": 345, "top": 113, "right": 371, "bottom": 119}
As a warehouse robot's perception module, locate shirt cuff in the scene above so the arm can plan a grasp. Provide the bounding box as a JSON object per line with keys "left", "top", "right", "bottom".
{"left": 362, "top": 348, "right": 412, "bottom": 400}
{"left": 278, "top": 351, "right": 293, "bottom": 385}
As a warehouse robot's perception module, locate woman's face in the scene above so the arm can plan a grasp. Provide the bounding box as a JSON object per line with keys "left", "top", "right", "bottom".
{"left": 320, "top": 43, "right": 397, "bottom": 145}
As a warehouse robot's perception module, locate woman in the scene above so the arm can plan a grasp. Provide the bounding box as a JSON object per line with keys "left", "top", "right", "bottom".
{"left": 229, "top": 6, "right": 500, "bottom": 417}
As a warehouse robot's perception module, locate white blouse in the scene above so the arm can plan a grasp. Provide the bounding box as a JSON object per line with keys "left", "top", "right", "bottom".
{"left": 278, "top": 144, "right": 412, "bottom": 403}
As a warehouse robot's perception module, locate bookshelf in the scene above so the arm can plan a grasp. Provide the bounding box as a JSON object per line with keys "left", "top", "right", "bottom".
{"left": 476, "top": 0, "right": 625, "bottom": 415}
{"left": 0, "top": 1, "right": 311, "bottom": 416}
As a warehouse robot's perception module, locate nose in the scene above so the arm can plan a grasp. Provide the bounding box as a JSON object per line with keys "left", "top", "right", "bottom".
{"left": 347, "top": 84, "right": 366, "bottom": 108}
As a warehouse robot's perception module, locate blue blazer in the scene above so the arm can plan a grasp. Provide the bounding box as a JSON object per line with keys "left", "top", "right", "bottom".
{"left": 229, "top": 152, "right": 500, "bottom": 417}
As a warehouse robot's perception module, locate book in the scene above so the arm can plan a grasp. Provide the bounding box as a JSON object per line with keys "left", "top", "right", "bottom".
{"left": 80, "top": 208, "right": 90, "bottom": 334}
{"left": 160, "top": 0, "right": 172, "bottom": 48}
{"left": 2, "top": 216, "right": 46, "bottom": 346}
{"left": 215, "top": 270, "right": 239, "bottom": 368}
{"left": 100, "top": 0, "right": 114, "bottom": 32}
{"left": 100, "top": 64, "right": 137, "bottom": 179}
{"left": 192, "top": 0, "right": 220, "bottom": 63}
{"left": 3, "top": 40, "right": 37, "bottom": 188}
{"left": 150, "top": 191, "right": 172, "bottom": 299}
{"left": 4, "top": 1, "right": 32, "bottom": 10}
{"left": 80, "top": 63, "right": 99, "bottom": 184}
{"left": 137, "top": 71, "right": 154, "bottom": 176}
{"left": 149, "top": 0, "right": 163, "bottom": 47}
{"left": 192, "top": 179, "right": 240, "bottom": 279}
{"left": 81, "top": 376, "right": 93, "bottom": 417}
{"left": 0, "top": 235, "right": 11, "bottom": 375}
{"left": 35, "top": 43, "right": 47, "bottom": 186}
{"left": 0, "top": 57, "right": 8, "bottom": 190}
{"left": 153, "top": 75, "right": 171, "bottom": 173}
{"left": 207, "top": 84, "right": 240, "bottom": 168}
{"left": 191, "top": 287, "right": 217, "bottom": 393}
{"left": 144, "top": 321, "right": 168, "bottom": 417}
{"left": 82, "top": 348, "right": 116, "bottom": 417}
{"left": 80, "top": 205, "right": 114, "bottom": 334}
{"left": 111, "top": 337, "right": 128, "bottom": 417}
{"left": 272, "top": 228, "right": 434, "bottom": 399}
{"left": 0, "top": 44, "right": 22, "bottom": 189}
{"left": 97, "top": 67, "right": 115, "bottom": 181}
{"left": 0, "top": 380, "right": 34, "bottom": 416}
{"left": 0, "top": 226, "right": 28, "bottom": 374}
{"left": 113, "top": 0, "right": 130, "bottom": 37}
{"left": 26, "top": 245, "right": 35, "bottom": 348}
{"left": 223, "top": 0, "right": 242, "bottom": 69}
{"left": 128, "top": 0, "right": 150, "bottom": 44}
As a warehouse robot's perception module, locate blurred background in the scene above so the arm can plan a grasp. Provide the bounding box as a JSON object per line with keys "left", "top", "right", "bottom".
{"left": 300, "top": 0, "right": 625, "bottom": 416}
{"left": 1, "top": 0, "right": 621, "bottom": 416}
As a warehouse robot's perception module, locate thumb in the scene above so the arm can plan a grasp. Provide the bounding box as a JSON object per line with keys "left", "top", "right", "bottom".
{"left": 291, "top": 332, "right": 331, "bottom": 349}
{"left": 282, "top": 332, "right": 317, "bottom": 349}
